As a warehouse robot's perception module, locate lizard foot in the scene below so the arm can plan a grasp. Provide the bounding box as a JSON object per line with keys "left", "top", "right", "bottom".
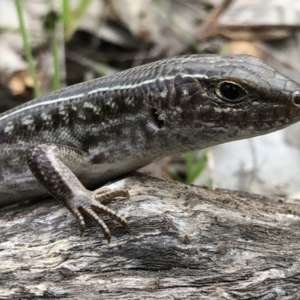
{"left": 69, "top": 187, "right": 130, "bottom": 242}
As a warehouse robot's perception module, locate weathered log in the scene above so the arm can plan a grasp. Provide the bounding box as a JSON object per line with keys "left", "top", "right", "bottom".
{"left": 1, "top": 172, "right": 300, "bottom": 299}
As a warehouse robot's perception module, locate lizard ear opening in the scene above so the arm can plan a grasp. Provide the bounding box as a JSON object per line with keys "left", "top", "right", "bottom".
{"left": 151, "top": 109, "right": 164, "bottom": 129}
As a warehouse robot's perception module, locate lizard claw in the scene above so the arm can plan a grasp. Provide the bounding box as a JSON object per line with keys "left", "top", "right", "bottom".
{"left": 79, "top": 206, "right": 112, "bottom": 242}
{"left": 69, "top": 188, "right": 130, "bottom": 242}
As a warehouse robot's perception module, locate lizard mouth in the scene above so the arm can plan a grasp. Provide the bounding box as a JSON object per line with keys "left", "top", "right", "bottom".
{"left": 232, "top": 119, "right": 288, "bottom": 130}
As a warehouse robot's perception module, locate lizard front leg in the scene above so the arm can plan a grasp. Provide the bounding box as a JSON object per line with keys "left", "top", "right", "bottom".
{"left": 27, "top": 144, "right": 130, "bottom": 242}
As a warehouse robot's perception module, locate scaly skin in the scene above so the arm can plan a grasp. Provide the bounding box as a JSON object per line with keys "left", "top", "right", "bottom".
{"left": 0, "top": 54, "right": 300, "bottom": 241}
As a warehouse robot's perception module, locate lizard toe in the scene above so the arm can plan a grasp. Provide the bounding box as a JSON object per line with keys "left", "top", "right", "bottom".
{"left": 93, "top": 188, "right": 130, "bottom": 204}
{"left": 90, "top": 200, "right": 130, "bottom": 231}
{"left": 80, "top": 206, "right": 111, "bottom": 242}
{"left": 68, "top": 188, "right": 130, "bottom": 241}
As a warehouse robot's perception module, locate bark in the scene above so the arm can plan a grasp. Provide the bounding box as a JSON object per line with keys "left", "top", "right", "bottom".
{"left": 1, "top": 172, "right": 300, "bottom": 299}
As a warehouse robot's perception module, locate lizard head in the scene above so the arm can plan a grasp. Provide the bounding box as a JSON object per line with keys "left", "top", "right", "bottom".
{"left": 152, "top": 54, "right": 300, "bottom": 151}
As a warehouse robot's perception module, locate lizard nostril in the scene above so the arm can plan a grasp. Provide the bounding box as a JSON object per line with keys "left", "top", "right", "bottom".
{"left": 292, "top": 91, "right": 300, "bottom": 106}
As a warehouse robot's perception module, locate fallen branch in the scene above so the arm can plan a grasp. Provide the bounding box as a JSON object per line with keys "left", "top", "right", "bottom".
{"left": 1, "top": 172, "right": 300, "bottom": 299}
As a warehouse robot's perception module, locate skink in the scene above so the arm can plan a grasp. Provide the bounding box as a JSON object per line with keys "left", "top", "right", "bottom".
{"left": 1, "top": 54, "right": 300, "bottom": 241}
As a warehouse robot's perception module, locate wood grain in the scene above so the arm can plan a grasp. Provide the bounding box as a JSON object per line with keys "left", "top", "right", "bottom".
{"left": 1, "top": 172, "right": 300, "bottom": 299}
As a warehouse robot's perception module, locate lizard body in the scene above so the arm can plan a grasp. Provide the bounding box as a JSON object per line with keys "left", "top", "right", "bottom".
{"left": 1, "top": 54, "right": 300, "bottom": 241}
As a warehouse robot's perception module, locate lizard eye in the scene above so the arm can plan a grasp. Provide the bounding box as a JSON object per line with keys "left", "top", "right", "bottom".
{"left": 217, "top": 81, "right": 247, "bottom": 103}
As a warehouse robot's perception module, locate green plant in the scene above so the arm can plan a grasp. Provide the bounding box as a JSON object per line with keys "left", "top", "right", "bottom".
{"left": 14, "top": 0, "right": 41, "bottom": 96}
{"left": 15, "top": 0, "right": 93, "bottom": 94}
{"left": 169, "top": 150, "right": 208, "bottom": 185}
{"left": 62, "top": 0, "right": 92, "bottom": 41}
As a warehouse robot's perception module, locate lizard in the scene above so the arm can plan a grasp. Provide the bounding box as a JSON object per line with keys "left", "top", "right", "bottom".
{"left": 0, "top": 54, "right": 300, "bottom": 242}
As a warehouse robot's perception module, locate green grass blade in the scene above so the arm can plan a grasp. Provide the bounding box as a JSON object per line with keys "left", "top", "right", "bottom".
{"left": 186, "top": 151, "right": 208, "bottom": 184}
{"left": 14, "top": 0, "right": 40, "bottom": 97}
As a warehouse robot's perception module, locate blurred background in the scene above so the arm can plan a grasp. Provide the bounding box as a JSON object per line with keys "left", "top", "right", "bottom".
{"left": 1, "top": 0, "right": 300, "bottom": 198}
